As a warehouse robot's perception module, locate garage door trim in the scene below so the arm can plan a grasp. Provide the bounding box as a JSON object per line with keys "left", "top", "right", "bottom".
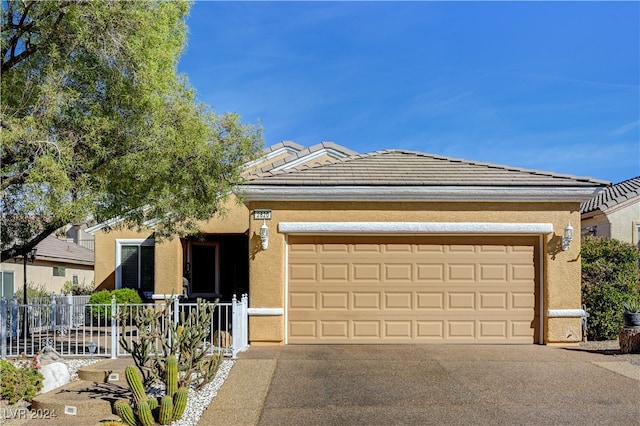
{"left": 279, "top": 222, "right": 553, "bottom": 235}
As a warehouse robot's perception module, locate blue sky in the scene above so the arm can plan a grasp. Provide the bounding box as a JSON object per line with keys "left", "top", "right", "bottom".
{"left": 179, "top": 1, "right": 639, "bottom": 183}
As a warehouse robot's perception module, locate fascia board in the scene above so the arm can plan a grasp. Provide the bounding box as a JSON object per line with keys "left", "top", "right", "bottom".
{"left": 242, "top": 185, "right": 605, "bottom": 203}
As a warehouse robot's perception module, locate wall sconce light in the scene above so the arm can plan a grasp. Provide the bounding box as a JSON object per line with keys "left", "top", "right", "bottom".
{"left": 260, "top": 220, "right": 269, "bottom": 250}
{"left": 562, "top": 221, "right": 574, "bottom": 251}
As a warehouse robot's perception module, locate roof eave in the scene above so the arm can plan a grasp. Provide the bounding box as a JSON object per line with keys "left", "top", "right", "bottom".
{"left": 241, "top": 185, "right": 605, "bottom": 203}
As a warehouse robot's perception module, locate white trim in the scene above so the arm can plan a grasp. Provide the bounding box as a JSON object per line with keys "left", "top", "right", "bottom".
{"left": 115, "top": 238, "right": 154, "bottom": 290}
{"left": 284, "top": 234, "right": 289, "bottom": 344}
{"left": 243, "top": 146, "right": 302, "bottom": 170}
{"left": 151, "top": 294, "right": 180, "bottom": 300}
{"left": 272, "top": 148, "right": 352, "bottom": 171}
{"left": 243, "top": 185, "right": 603, "bottom": 202}
{"left": 247, "top": 307, "right": 284, "bottom": 316}
{"left": 279, "top": 222, "right": 554, "bottom": 235}
{"left": 547, "top": 309, "right": 586, "bottom": 318}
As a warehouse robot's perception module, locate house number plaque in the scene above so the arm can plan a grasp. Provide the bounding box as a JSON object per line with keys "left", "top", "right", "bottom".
{"left": 254, "top": 209, "right": 272, "bottom": 220}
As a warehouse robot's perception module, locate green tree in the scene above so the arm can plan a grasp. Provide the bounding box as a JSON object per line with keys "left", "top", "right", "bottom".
{"left": 1, "top": 0, "right": 262, "bottom": 261}
{"left": 581, "top": 236, "right": 640, "bottom": 340}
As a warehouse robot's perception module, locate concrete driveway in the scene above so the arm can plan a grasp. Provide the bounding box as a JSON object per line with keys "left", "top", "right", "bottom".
{"left": 204, "top": 345, "right": 640, "bottom": 426}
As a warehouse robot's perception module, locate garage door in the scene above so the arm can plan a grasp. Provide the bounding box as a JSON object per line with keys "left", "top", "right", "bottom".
{"left": 287, "top": 236, "right": 537, "bottom": 344}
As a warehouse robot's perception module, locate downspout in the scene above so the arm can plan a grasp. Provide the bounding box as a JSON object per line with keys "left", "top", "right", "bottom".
{"left": 539, "top": 235, "right": 545, "bottom": 345}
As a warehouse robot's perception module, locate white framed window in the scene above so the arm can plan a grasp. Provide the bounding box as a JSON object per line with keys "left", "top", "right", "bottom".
{"left": 1, "top": 271, "right": 14, "bottom": 298}
{"left": 116, "top": 239, "right": 155, "bottom": 292}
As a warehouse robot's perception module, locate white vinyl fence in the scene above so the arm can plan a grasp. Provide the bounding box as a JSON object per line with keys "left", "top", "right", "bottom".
{"left": 0, "top": 294, "right": 249, "bottom": 359}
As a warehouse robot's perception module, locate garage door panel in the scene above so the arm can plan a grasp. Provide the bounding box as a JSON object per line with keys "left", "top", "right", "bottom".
{"left": 417, "top": 292, "right": 445, "bottom": 310}
{"left": 385, "top": 292, "right": 413, "bottom": 309}
{"left": 321, "top": 292, "right": 349, "bottom": 309}
{"left": 321, "top": 264, "right": 349, "bottom": 281}
{"left": 288, "top": 238, "right": 536, "bottom": 344}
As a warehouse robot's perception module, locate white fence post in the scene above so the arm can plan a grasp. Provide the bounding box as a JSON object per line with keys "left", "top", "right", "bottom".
{"left": 111, "top": 295, "right": 117, "bottom": 359}
{"left": 1, "top": 298, "right": 6, "bottom": 359}
{"left": 232, "top": 293, "right": 249, "bottom": 358}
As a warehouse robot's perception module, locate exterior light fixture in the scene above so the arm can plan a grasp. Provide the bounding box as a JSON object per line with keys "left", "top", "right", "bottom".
{"left": 260, "top": 220, "right": 269, "bottom": 250}
{"left": 562, "top": 221, "right": 574, "bottom": 251}
{"left": 88, "top": 341, "right": 97, "bottom": 360}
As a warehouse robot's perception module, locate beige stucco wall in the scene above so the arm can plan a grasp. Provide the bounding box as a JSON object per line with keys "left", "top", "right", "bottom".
{"left": 93, "top": 197, "right": 250, "bottom": 294}
{"left": 581, "top": 213, "right": 610, "bottom": 239}
{"left": 247, "top": 200, "right": 583, "bottom": 345}
{"left": 607, "top": 200, "right": 640, "bottom": 244}
{"left": 0, "top": 260, "right": 94, "bottom": 295}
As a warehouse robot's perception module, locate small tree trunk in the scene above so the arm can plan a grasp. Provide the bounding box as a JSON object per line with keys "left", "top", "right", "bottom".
{"left": 618, "top": 328, "right": 640, "bottom": 354}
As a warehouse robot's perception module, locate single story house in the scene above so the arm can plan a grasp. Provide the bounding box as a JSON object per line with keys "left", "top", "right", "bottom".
{"left": 89, "top": 142, "right": 609, "bottom": 346}
{"left": 0, "top": 236, "right": 95, "bottom": 297}
{"left": 580, "top": 176, "right": 640, "bottom": 247}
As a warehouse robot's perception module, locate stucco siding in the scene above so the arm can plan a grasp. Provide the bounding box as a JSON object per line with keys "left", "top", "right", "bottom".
{"left": 607, "top": 200, "right": 640, "bottom": 244}
{"left": 0, "top": 260, "right": 94, "bottom": 295}
{"left": 247, "top": 201, "right": 582, "bottom": 345}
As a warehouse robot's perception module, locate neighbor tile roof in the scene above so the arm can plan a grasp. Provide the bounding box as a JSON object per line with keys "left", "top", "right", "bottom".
{"left": 251, "top": 141, "right": 358, "bottom": 174}
{"left": 580, "top": 176, "right": 640, "bottom": 214}
{"left": 35, "top": 236, "right": 94, "bottom": 265}
{"left": 247, "top": 149, "right": 610, "bottom": 187}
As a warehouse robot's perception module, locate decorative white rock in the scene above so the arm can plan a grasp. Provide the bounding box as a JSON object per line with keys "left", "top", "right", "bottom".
{"left": 40, "top": 361, "right": 71, "bottom": 394}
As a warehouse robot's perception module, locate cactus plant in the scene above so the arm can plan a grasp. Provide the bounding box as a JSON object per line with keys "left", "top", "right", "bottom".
{"left": 114, "top": 400, "right": 136, "bottom": 426}
{"left": 137, "top": 400, "right": 155, "bottom": 426}
{"left": 172, "top": 386, "right": 188, "bottom": 420}
{"left": 166, "top": 355, "right": 178, "bottom": 397}
{"left": 125, "top": 365, "right": 148, "bottom": 405}
{"left": 158, "top": 395, "right": 174, "bottom": 425}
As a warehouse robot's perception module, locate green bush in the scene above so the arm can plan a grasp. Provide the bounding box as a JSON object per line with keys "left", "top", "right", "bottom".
{"left": 88, "top": 289, "right": 142, "bottom": 323}
{"left": 15, "top": 282, "right": 50, "bottom": 301}
{"left": 0, "top": 356, "right": 44, "bottom": 404}
{"left": 582, "top": 236, "right": 640, "bottom": 340}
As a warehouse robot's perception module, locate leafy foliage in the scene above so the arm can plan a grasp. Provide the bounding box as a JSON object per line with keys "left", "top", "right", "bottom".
{"left": 0, "top": 354, "right": 44, "bottom": 404}
{"left": 581, "top": 236, "right": 640, "bottom": 340}
{"left": 61, "top": 279, "right": 94, "bottom": 295}
{"left": 88, "top": 288, "right": 142, "bottom": 321}
{"left": 1, "top": 0, "right": 262, "bottom": 261}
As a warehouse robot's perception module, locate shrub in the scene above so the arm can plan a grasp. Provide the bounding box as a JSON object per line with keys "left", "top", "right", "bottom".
{"left": 0, "top": 354, "right": 44, "bottom": 404}
{"left": 582, "top": 236, "right": 640, "bottom": 340}
{"left": 61, "top": 279, "right": 94, "bottom": 295}
{"left": 88, "top": 289, "right": 142, "bottom": 323}
{"left": 15, "top": 282, "right": 50, "bottom": 301}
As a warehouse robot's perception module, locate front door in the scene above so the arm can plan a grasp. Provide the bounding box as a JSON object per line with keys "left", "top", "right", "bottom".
{"left": 188, "top": 242, "right": 220, "bottom": 298}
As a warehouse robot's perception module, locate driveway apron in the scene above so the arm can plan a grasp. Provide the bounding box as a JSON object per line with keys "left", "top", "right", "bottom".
{"left": 240, "top": 345, "right": 639, "bottom": 426}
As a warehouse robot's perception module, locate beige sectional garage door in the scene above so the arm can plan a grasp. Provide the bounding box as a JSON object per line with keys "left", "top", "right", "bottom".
{"left": 288, "top": 236, "right": 537, "bottom": 344}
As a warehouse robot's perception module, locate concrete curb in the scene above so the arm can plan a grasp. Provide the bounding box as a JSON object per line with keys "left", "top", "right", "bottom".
{"left": 198, "top": 359, "right": 277, "bottom": 426}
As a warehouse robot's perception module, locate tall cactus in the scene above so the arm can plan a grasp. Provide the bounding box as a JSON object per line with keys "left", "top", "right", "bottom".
{"left": 137, "top": 400, "right": 155, "bottom": 426}
{"left": 125, "top": 365, "right": 148, "bottom": 405}
{"left": 166, "top": 355, "right": 178, "bottom": 397}
{"left": 172, "top": 386, "right": 188, "bottom": 420}
{"left": 158, "top": 395, "right": 174, "bottom": 425}
{"left": 114, "top": 400, "right": 136, "bottom": 426}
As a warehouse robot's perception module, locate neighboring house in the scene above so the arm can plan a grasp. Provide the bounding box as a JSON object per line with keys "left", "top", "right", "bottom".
{"left": 0, "top": 236, "right": 95, "bottom": 297}
{"left": 580, "top": 176, "right": 640, "bottom": 247}
{"left": 89, "top": 142, "right": 608, "bottom": 346}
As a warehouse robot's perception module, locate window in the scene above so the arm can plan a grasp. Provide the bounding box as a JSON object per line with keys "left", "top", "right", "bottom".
{"left": 53, "top": 266, "right": 66, "bottom": 277}
{"left": 1, "top": 271, "right": 14, "bottom": 298}
{"left": 72, "top": 275, "right": 79, "bottom": 286}
{"left": 116, "top": 239, "right": 154, "bottom": 293}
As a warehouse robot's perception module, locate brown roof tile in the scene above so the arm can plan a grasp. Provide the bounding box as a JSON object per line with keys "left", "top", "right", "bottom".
{"left": 580, "top": 176, "right": 640, "bottom": 214}
{"left": 248, "top": 149, "right": 610, "bottom": 187}
{"left": 35, "top": 236, "right": 94, "bottom": 265}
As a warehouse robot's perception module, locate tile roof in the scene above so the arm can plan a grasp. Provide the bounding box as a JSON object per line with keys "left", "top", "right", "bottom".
{"left": 580, "top": 176, "right": 640, "bottom": 214}
{"left": 247, "top": 149, "right": 610, "bottom": 187}
{"left": 35, "top": 236, "right": 94, "bottom": 266}
{"left": 250, "top": 141, "right": 357, "bottom": 174}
